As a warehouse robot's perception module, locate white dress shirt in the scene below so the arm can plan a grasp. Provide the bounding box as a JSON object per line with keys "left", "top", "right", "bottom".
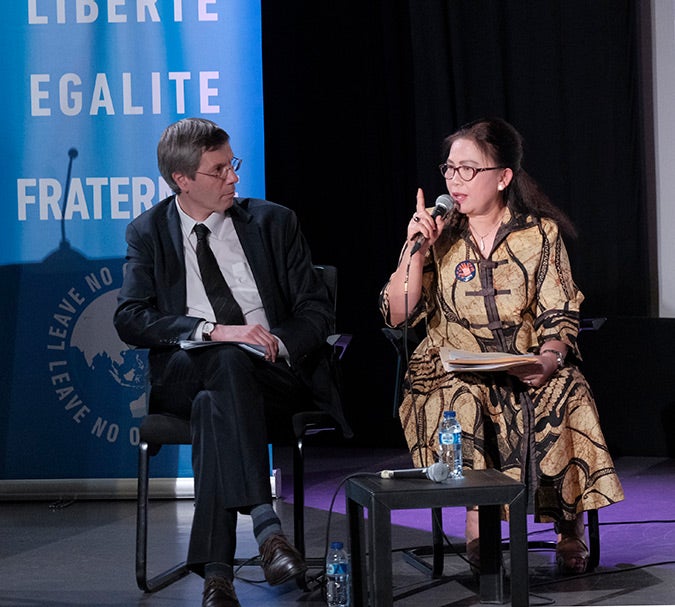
{"left": 175, "top": 198, "right": 288, "bottom": 358}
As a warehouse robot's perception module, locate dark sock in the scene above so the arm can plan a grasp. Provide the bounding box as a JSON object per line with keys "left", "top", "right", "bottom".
{"left": 205, "top": 562, "right": 233, "bottom": 582}
{"left": 250, "top": 503, "right": 283, "bottom": 547}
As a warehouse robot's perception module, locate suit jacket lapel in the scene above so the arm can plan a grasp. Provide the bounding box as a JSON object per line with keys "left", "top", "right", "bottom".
{"left": 230, "top": 200, "right": 282, "bottom": 326}
{"left": 161, "top": 197, "right": 188, "bottom": 313}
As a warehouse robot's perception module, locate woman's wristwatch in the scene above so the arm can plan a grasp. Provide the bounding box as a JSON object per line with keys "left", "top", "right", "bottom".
{"left": 541, "top": 348, "right": 565, "bottom": 369}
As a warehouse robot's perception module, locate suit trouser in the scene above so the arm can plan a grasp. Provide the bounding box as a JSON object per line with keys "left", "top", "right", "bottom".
{"left": 151, "top": 345, "right": 309, "bottom": 573}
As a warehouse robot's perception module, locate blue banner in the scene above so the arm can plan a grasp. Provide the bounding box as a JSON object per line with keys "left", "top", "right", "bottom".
{"left": 1, "top": 1, "right": 265, "bottom": 482}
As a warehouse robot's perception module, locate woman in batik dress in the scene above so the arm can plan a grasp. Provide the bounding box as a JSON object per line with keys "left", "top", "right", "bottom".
{"left": 379, "top": 117, "right": 623, "bottom": 575}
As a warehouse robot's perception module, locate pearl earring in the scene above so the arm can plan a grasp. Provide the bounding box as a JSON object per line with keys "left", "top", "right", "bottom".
{"left": 498, "top": 184, "right": 504, "bottom": 191}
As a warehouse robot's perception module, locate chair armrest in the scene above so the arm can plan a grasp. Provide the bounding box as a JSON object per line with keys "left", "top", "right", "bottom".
{"left": 327, "top": 333, "right": 353, "bottom": 360}
{"left": 580, "top": 317, "right": 607, "bottom": 332}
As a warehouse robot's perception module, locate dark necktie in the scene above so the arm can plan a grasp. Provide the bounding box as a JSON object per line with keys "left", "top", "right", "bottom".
{"left": 193, "top": 223, "right": 245, "bottom": 325}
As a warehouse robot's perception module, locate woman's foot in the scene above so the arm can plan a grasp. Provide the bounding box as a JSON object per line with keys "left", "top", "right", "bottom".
{"left": 555, "top": 536, "right": 589, "bottom": 575}
{"left": 556, "top": 513, "right": 589, "bottom": 575}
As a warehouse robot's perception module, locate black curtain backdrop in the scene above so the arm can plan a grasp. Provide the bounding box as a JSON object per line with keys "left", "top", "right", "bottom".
{"left": 261, "top": 1, "right": 653, "bottom": 446}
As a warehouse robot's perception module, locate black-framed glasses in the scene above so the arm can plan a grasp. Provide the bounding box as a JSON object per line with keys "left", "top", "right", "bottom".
{"left": 195, "top": 157, "right": 242, "bottom": 180}
{"left": 439, "top": 163, "right": 503, "bottom": 182}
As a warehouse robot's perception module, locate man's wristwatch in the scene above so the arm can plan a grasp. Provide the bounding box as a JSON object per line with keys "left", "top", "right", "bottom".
{"left": 202, "top": 322, "right": 216, "bottom": 341}
{"left": 541, "top": 348, "right": 565, "bottom": 369}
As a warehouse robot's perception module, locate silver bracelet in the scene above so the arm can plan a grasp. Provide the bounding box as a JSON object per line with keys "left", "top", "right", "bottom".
{"left": 541, "top": 348, "right": 565, "bottom": 369}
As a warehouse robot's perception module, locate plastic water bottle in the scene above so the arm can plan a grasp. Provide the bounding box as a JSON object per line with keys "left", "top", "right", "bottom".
{"left": 325, "top": 541, "right": 350, "bottom": 606}
{"left": 438, "top": 410, "right": 463, "bottom": 478}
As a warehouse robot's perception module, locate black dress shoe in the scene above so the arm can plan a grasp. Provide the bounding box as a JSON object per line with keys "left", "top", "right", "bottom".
{"left": 202, "top": 577, "right": 241, "bottom": 607}
{"left": 259, "top": 533, "right": 308, "bottom": 586}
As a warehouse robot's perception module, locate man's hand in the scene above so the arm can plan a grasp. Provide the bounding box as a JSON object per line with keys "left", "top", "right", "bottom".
{"left": 209, "top": 323, "right": 279, "bottom": 362}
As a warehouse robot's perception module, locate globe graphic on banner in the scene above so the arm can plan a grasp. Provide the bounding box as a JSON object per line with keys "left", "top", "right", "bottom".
{"left": 70, "top": 289, "right": 148, "bottom": 420}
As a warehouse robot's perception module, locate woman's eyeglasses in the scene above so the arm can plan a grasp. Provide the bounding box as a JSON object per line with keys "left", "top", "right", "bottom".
{"left": 438, "top": 163, "right": 502, "bottom": 182}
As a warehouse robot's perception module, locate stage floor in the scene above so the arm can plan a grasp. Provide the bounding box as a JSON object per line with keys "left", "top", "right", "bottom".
{"left": 1, "top": 448, "right": 674, "bottom": 606}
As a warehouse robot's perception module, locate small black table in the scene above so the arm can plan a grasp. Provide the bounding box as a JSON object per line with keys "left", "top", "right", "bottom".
{"left": 345, "top": 469, "right": 528, "bottom": 607}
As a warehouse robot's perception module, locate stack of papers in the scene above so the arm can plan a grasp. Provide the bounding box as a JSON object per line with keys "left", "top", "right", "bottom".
{"left": 439, "top": 348, "right": 539, "bottom": 372}
{"left": 179, "top": 340, "right": 266, "bottom": 357}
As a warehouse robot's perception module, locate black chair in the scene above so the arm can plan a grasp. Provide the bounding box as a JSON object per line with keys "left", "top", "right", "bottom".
{"left": 135, "top": 264, "right": 351, "bottom": 593}
{"left": 381, "top": 321, "right": 602, "bottom": 577}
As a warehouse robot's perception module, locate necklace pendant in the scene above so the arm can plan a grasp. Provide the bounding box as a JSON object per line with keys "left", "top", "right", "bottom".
{"left": 480, "top": 237, "right": 485, "bottom": 252}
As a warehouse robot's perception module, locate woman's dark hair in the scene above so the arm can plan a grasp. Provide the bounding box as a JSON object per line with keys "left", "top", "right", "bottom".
{"left": 442, "top": 117, "right": 576, "bottom": 237}
{"left": 157, "top": 118, "right": 230, "bottom": 194}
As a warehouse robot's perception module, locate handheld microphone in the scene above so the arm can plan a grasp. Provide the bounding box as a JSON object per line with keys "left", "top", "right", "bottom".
{"left": 379, "top": 462, "right": 450, "bottom": 483}
{"left": 410, "top": 194, "right": 454, "bottom": 255}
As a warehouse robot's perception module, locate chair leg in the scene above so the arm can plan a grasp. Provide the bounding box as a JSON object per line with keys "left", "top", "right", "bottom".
{"left": 293, "top": 433, "right": 306, "bottom": 558}
{"left": 136, "top": 441, "right": 190, "bottom": 593}
{"left": 292, "top": 433, "right": 309, "bottom": 592}
{"left": 292, "top": 431, "right": 325, "bottom": 571}
{"left": 587, "top": 509, "right": 600, "bottom": 571}
{"left": 401, "top": 508, "right": 447, "bottom": 577}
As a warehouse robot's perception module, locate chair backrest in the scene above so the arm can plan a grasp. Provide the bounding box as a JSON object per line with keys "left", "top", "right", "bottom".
{"left": 315, "top": 264, "right": 352, "bottom": 362}
{"left": 313, "top": 264, "right": 337, "bottom": 331}
{"left": 381, "top": 325, "right": 423, "bottom": 417}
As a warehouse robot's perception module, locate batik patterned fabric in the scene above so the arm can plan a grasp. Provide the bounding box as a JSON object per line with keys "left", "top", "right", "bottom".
{"left": 380, "top": 209, "right": 624, "bottom": 522}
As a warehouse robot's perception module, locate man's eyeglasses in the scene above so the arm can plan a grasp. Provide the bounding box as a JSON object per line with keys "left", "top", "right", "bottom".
{"left": 195, "top": 157, "right": 243, "bottom": 180}
{"left": 439, "top": 163, "right": 503, "bottom": 182}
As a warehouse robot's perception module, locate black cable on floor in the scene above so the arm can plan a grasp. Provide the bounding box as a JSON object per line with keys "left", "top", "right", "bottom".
{"left": 301, "top": 471, "right": 380, "bottom": 596}
{"left": 529, "top": 559, "right": 675, "bottom": 588}
{"left": 233, "top": 555, "right": 267, "bottom": 584}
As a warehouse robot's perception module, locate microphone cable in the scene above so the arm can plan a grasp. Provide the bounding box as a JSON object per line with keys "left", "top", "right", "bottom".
{"left": 234, "top": 471, "right": 379, "bottom": 587}
{"left": 399, "top": 194, "right": 453, "bottom": 470}
{"left": 399, "top": 240, "right": 430, "bottom": 470}
{"left": 302, "top": 470, "right": 379, "bottom": 597}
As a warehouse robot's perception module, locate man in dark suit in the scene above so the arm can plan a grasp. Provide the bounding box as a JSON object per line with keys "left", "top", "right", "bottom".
{"left": 114, "top": 118, "right": 350, "bottom": 607}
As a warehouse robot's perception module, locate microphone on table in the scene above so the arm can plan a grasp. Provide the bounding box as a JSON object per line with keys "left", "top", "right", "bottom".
{"left": 410, "top": 194, "right": 455, "bottom": 255}
{"left": 379, "top": 462, "right": 450, "bottom": 483}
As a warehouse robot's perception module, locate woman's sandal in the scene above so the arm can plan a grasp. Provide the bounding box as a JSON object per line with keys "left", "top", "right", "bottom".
{"left": 556, "top": 536, "right": 589, "bottom": 575}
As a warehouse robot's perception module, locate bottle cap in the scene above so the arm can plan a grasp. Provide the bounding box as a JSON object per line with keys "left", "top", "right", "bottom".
{"left": 444, "top": 410, "right": 456, "bottom": 418}
{"left": 330, "top": 541, "right": 344, "bottom": 549}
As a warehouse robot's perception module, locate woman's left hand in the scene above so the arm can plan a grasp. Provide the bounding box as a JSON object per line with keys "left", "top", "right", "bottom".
{"left": 508, "top": 355, "right": 559, "bottom": 389}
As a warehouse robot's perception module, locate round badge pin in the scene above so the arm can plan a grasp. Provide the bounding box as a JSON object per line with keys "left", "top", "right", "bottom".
{"left": 455, "top": 260, "right": 476, "bottom": 282}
